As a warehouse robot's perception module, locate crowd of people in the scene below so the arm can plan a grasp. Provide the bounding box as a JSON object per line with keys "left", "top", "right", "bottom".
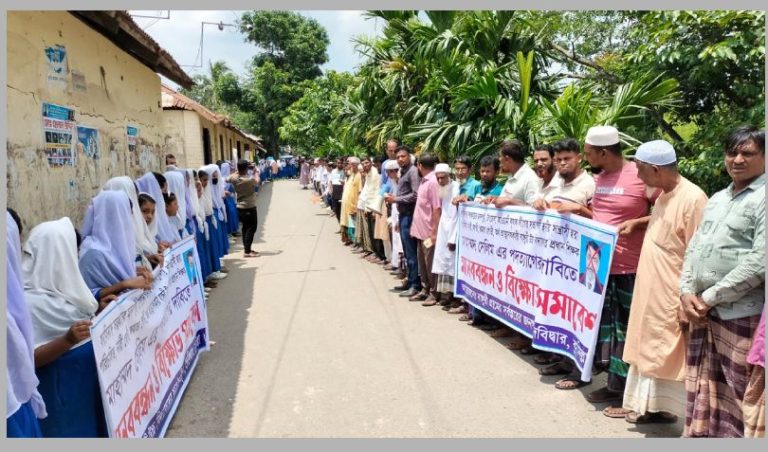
{"left": 304, "top": 125, "right": 765, "bottom": 438}
{"left": 6, "top": 155, "right": 263, "bottom": 437}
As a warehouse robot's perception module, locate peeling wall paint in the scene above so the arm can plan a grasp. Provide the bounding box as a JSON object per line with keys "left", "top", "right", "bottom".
{"left": 6, "top": 11, "right": 169, "bottom": 232}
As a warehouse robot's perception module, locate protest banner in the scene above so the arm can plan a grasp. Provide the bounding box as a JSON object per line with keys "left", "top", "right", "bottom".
{"left": 90, "top": 236, "right": 209, "bottom": 438}
{"left": 454, "top": 203, "right": 617, "bottom": 381}
{"left": 42, "top": 102, "right": 76, "bottom": 166}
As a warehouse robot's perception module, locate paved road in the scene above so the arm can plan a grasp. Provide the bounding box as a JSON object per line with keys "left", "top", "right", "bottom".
{"left": 166, "top": 179, "right": 683, "bottom": 438}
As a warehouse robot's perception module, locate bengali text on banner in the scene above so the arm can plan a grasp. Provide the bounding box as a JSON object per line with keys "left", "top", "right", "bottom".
{"left": 90, "top": 235, "right": 210, "bottom": 438}
{"left": 454, "top": 203, "right": 617, "bottom": 381}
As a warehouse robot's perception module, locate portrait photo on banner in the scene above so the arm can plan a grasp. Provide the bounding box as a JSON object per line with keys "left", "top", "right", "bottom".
{"left": 578, "top": 236, "right": 610, "bottom": 296}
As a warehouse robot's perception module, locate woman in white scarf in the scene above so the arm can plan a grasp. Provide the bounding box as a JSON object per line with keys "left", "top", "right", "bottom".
{"left": 22, "top": 217, "right": 109, "bottom": 437}
{"left": 198, "top": 166, "right": 227, "bottom": 280}
{"left": 100, "top": 176, "right": 159, "bottom": 268}
{"left": 164, "top": 171, "right": 189, "bottom": 237}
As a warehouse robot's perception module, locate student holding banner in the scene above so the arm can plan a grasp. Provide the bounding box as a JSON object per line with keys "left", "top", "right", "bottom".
{"left": 580, "top": 125, "right": 661, "bottom": 407}
{"left": 23, "top": 217, "right": 111, "bottom": 437}
{"left": 6, "top": 210, "right": 47, "bottom": 438}
{"left": 457, "top": 156, "right": 503, "bottom": 327}
{"left": 618, "top": 140, "right": 708, "bottom": 423}
{"left": 532, "top": 138, "right": 597, "bottom": 381}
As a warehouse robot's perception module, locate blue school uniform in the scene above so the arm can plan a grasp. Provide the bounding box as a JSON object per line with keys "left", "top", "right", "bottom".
{"left": 194, "top": 221, "right": 212, "bottom": 280}
{"left": 224, "top": 184, "right": 239, "bottom": 234}
{"left": 215, "top": 208, "right": 230, "bottom": 256}
{"left": 205, "top": 215, "right": 222, "bottom": 273}
{"left": 6, "top": 401, "right": 43, "bottom": 438}
{"left": 36, "top": 341, "right": 108, "bottom": 437}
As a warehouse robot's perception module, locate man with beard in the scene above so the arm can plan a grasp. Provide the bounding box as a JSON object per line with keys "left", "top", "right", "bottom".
{"left": 425, "top": 163, "right": 459, "bottom": 307}
{"left": 579, "top": 125, "right": 660, "bottom": 408}
{"left": 531, "top": 138, "right": 596, "bottom": 370}
{"left": 532, "top": 143, "right": 557, "bottom": 193}
{"left": 456, "top": 156, "right": 504, "bottom": 327}
{"left": 381, "top": 138, "right": 400, "bottom": 188}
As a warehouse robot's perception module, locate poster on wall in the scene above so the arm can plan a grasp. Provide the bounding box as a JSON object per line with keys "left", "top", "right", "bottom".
{"left": 72, "top": 71, "right": 87, "bottom": 92}
{"left": 77, "top": 125, "right": 100, "bottom": 160}
{"left": 127, "top": 126, "right": 139, "bottom": 152}
{"left": 42, "top": 102, "right": 76, "bottom": 167}
{"left": 44, "top": 44, "right": 69, "bottom": 88}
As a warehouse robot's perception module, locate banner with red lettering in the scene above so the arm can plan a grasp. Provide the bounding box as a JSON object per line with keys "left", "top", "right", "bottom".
{"left": 454, "top": 203, "right": 617, "bottom": 381}
{"left": 90, "top": 236, "right": 209, "bottom": 438}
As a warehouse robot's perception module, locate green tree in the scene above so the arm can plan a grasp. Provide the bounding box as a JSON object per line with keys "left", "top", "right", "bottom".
{"left": 279, "top": 71, "right": 357, "bottom": 156}
{"left": 218, "top": 11, "right": 331, "bottom": 155}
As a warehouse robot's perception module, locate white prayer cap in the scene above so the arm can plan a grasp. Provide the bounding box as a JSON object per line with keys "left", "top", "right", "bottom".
{"left": 435, "top": 163, "right": 451, "bottom": 174}
{"left": 634, "top": 140, "right": 677, "bottom": 166}
{"left": 348, "top": 157, "right": 360, "bottom": 164}
{"left": 384, "top": 160, "right": 399, "bottom": 171}
{"left": 585, "top": 125, "right": 620, "bottom": 146}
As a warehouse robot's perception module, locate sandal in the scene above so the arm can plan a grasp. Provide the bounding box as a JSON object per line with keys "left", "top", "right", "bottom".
{"left": 625, "top": 411, "right": 678, "bottom": 424}
{"left": 554, "top": 376, "right": 589, "bottom": 390}
{"left": 586, "top": 387, "right": 622, "bottom": 404}
{"left": 539, "top": 361, "right": 573, "bottom": 376}
{"left": 603, "top": 406, "right": 633, "bottom": 418}
{"left": 458, "top": 314, "right": 472, "bottom": 322}
{"left": 534, "top": 353, "right": 562, "bottom": 365}
{"left": 519, "top": 346, "right": 543, "bottom": 355}
{"left": 506, "top": 336, "right": 531, "bottom": 351}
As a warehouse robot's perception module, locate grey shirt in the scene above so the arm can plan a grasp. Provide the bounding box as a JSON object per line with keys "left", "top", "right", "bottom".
{"left": 395, "top": 163, "right": 421, "bottom": 216}
{"left": 680, "top": 174, "right": 765, "bottom": 320}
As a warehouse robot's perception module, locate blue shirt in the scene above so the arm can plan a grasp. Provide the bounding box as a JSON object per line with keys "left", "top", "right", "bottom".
{"left": 460, "top": 178, "right": 483, "bottom": 200}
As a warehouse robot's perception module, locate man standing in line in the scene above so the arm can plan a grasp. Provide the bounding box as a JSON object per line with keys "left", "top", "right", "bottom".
{"left": 226, "top": 159, "right": 261, "bottom": 258}
{"left": 481, "top": 140, "right": 540, "bottom": 341}
{"left": 330, "top": 158, "right": 346, "bottom": 224}
{"left": 579, "top": 125, "right": 660, "bottom": 407}
{"left": 385, "top": 146, "right": 422, "bottom": 298}
{"left": 680, "top": 127, "right": 764, "bottom": 438}
{"left": 408, "top": 154, "right": 442, "bottom": 304}
{"left": 532, "top": 143, "right": 558, "bottom": 193}
{"left": 614, "top": 140, "right": 709, "bottom": 423}
{"left": 430, "top": 163, "right": 461, "bottom": 309}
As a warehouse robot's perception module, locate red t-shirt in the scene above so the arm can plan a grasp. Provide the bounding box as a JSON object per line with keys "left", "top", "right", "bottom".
{"left": 591, "top": 161, "right": 659, "bottom": 275}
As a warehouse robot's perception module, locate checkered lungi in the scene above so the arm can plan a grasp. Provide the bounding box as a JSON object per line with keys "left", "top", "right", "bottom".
{"left": 684, "top": 314, "right": 761, "bottom": 438}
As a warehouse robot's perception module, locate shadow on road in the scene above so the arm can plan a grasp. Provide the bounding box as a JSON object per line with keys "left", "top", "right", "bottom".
{"left": 166, "top": 182, "right": 273, "bottom": 437}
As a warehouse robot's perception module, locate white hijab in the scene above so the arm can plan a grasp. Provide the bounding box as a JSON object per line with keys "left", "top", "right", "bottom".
{"left": 23, "top": 217, "right": 97, "bottom": 348}
{"left": 187, "top": 169, "right": 206, "bottom": 231}
{"left": 138, "top": 191, "right": 160, "bottom": 240}
{"left": 102, "top": 176, "right": 157, "bottom": 256}
{"left": 201, "top": 164, "right": 227, "bottom": 221}
{"left": 198, "top": 166, "right": 215, "bottom": 218}
{"left": 164, "top": 171, "right": 189, "bottom": 236}
{"left": 136, "top": 173, "right": 181, "bottom": 243}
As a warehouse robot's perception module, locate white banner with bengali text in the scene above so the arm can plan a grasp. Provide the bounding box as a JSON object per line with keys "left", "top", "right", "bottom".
{"left": 454, "top": 203, "right": 617, "bottom": 381}
{"left": 90, "top": 236, "right": 209, "bottom": 438}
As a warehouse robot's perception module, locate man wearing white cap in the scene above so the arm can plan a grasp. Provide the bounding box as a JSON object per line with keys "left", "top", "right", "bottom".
{"left": 428, "top": 163, "right": 460, "bottom": 308}
{"left": 613, "top": 140, "right": 708, "bottom": 423}
{"left": 578, "top": 125, "right": 661, "bottom": 406}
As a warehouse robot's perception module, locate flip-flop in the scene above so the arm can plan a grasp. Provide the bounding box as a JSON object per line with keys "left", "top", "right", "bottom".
{"left": 625, "top": 411, "right": 678, "bottom": 424}
{"left": 534, "top": 353, "right": 563, "bottom": 365}
{"left": 539, "top": 361, "right": 573, "bottom": 376}
{"left": 602, "top": 407, "right": 633, "bottom": 418}
{"left": 554, "top": 376, "right": 589, "bottom": 390}
{"left": 586, "top": 387, "right": 622, "bottom": 404}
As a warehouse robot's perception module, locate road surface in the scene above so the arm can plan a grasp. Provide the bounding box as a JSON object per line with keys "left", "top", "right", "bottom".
{"left": 166, "top": 179, "right": 683, "bottom": 438}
